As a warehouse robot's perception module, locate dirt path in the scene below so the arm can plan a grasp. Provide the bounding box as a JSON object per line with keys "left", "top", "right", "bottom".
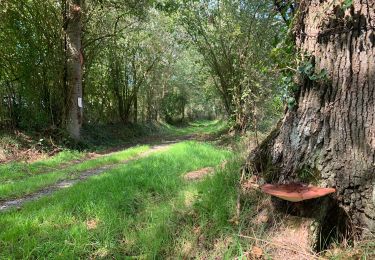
{"left": 29, "top": 135, "right": 197, "bottom": 175}
{"left": 0, "top": 143, "right": 174, "bottom": 213}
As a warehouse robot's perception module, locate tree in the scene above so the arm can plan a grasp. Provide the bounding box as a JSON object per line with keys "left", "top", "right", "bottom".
{"left": 161, "top": 92, "right": 187, "bottom": 123}
{"left": 64, "top": 0, "right": 83, "bottom": 140}
{"left": 0, "top": 0, "right": 65, "bottom": 129}
{"left": 180, "top": 0, "right": 283, "bottom": 131}
{"left": 82, "top": 7, "right": 219, "bottom": 125}
{"left": 251, "top": 0, "right": 375, "bottom": 240}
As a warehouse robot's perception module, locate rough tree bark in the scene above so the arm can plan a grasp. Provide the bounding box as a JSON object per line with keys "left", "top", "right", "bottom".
{"left": 65, "top": 0, "right": 83, "bottom": 140}
{"left": 250, "top": 0, "right": 375, "bottom": 239}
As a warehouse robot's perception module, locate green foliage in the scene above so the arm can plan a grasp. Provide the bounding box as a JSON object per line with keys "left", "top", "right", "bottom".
{"left": 160, "top": 92, "right": 187, "bottom": 123}
{"left": 180, "top": 0, "right": 285, "bottom": 130}
{"left": 84, "top": 7, "right": 218, "bottom": 125}
{"left": 286, "top": 96, "right": 297, "bottom": 110}
{"left": 342, "top": 0, "right": 353, "bottom": 10}
{"left": 0, "top": 0, "right": 286, "bottom": 134}
{"left": 309, "top": 69, "right": 329, "bottom": 81}
{"left": 298, "top": 59, "right": 329, "bottom": 82}
{"left": 273, "top": 35, "right": 330, "bottom": 111}
{"left": 0, "top": 0, "right": 64, "bottom": 129}
{"left": 0, "top": 0, "right": 218, "bottom": 131}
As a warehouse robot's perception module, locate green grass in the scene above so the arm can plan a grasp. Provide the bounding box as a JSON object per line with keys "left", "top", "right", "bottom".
{"left": 0, "top": 120, "right": 228, "bottom": 202}
{"left": 1, "top": 120, "right": 227, "bottom": 165}
{"left": 80, "top": 120, "right": 228, "bottom": 150}
{"left": 0, "top": 142, "right": 237, "bottom": 259}
{"left": 0, "top": 150, "right": 86, "bottom": 182}
{"left": 162, "top": 120, "right": 228, "bottom": 136}
{"left": 0, "top": 121, "right": 257, "bottom": 259}
{"left": 0, "top": 146, "right": 149, "bottom": 201}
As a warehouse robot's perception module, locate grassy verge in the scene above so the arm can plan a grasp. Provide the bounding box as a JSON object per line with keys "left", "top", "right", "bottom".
{"left": 0, "top": 145, "right": 149, "bottom": 201}
{"left": 1, "top": 120, "right": 228, "bottom": 164}
{"left": 161, "top": 120, "right": 229, "bottom": 137}
{"left": 0, "top": 150, "right": 86, "bottom": 182}
{"left": 80, "top": 120, "right": 229, "bottom": 149}
{"left": 0, "top": 141, "right": 233, "bottom": 259}
{"left": 8, "top": 136, "right": 370, "bottom": 259}
{"left": 0, "top": 120, "right": 228, "bottom": 201}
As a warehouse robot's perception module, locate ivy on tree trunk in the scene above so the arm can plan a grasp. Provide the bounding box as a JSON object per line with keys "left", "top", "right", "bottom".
{"left": 250, "top": 0, "right": 375, "bottom": 238}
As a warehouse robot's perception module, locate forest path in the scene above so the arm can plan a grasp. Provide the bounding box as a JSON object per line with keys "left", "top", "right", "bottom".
{"left": 0, "top": 121, "right": 225, "bottom": 213}
{"left": 0, "top": 141, "right": 179, "bottom": 212}
{"left": 0, "top": 139, "right": 232, "bottom": 258}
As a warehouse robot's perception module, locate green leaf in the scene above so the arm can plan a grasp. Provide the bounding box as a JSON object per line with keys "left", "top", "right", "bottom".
{"left": 343, "top": 0, "right": 353, "bottom": 9}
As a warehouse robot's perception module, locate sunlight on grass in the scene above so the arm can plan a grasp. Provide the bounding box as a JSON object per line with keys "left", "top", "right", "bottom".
{"left": 0, "top": 141, "right": 233, "bottom": 259}
{"left": 0, "top": 145, "right": 149, "bottom": 200}
{"left": 162, "top": 120, "right": 228, "bottom": 136}
{"left": 0, "top": 150, "right": 86, "bottom": 182}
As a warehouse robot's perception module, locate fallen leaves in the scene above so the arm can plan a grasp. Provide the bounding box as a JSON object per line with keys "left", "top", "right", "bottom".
{"left": 241, "top": 175, "right": 260, "bottom": 192}
{"left": 184, "top": 167, "right": 214, "bottom": 181}
{"left": 86, "top": 219, "right": 99, "bottom": 230}
{"left": 251, "top": 246, "right": 263, "bottom": 259}
{"left": 252, "top": 208, "right": 269, "bottom": 225}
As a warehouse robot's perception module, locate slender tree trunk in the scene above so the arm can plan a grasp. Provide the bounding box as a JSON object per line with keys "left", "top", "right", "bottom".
{"left": 133, "top": 94, "right": 138, "bottom": 123}
{"left": 146, "top": 89, "right": 152, "bottom": 122}
{"left": 250, "top": 0, "right": 375, "bottom": 239}
{"left": 122, "top": 101, "right": 131, "bottom": 124}
{"left": 141, "top": 97, "right": 146, "bottom": 123}
{"left": 182, "top": 103, "right": 185, "bottom": 120}
{"left": 65, "top": 0, "right": 83, "bottom": 140}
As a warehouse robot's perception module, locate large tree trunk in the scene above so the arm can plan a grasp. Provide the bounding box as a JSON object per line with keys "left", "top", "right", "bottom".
{"left": 250, "top": 0, "right": 375, "bottom": 239}
{"left": 65, "top": 0, "right": 83, "bottom": 140}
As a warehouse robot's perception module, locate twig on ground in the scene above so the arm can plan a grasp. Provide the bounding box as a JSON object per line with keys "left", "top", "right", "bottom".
{"left": 236, "top": 168, "right": 246, "bottom": 220}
